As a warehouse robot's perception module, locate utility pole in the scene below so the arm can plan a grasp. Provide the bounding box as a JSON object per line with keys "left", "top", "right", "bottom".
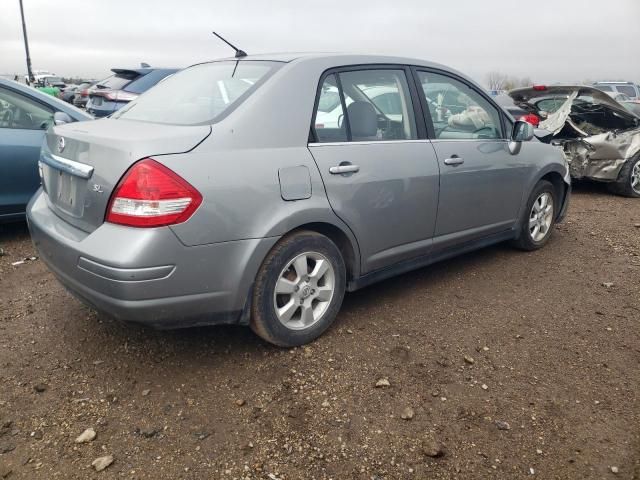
{"left": 19, "top": 0, "right": 34, "bottom": 84}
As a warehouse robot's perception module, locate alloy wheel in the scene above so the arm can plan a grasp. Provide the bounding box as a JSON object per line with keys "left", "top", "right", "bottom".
{"left": 631, "top": 159, "right": 640, "bottom": 194}
{"left": 529, "top": 192, "right": 554, "bottom": 242}
{"left": 273, "top": 252, "right": 335, "bottom": 330}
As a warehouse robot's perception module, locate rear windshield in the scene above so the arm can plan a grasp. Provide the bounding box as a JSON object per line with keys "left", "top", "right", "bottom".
{"left": 96, "top": 73, "right": 137, "bottom": 90}
{"left": 113, "top": 61, "right": 280, "bottom": 125}
{"left": 124, "top": 69, "right": 177, "bottom": 94}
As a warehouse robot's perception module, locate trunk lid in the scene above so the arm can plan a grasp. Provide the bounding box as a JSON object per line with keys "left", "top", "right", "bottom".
{"left": 40, "top": 118, "right": 210, "bottom": 233}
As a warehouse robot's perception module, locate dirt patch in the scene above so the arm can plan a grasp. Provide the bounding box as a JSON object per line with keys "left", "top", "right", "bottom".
{"left": 0, "top": 182, "right": 639, "bottom": 479}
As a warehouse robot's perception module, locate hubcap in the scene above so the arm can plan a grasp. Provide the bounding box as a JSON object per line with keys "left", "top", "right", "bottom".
{"left": 529, "top": 192, "right": 554, "bottom": 242}
{"left": 273, "top": 252, "right": 335, "bottom": 330}
{"left": 631, "top": 160, "right": 640, "bottom": 194}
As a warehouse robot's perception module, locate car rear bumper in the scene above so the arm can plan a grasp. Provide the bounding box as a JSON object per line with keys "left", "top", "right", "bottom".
{"left": 27, "top": 189, "right": 277, "bottom": 328}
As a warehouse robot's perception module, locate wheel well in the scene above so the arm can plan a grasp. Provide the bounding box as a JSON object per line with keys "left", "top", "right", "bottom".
{"left": 540, "top": 172, "right": 566, "bottom": 217}
{"left": 291, "top": 223, "right": 358, "bottom": 281}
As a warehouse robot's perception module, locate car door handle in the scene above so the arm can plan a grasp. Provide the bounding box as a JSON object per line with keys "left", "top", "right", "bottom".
{"left": 329, "top": 164, "right": 360, "bottom": 174}
{"left": 444, "top": 156, "right": 464, "bottom": 166}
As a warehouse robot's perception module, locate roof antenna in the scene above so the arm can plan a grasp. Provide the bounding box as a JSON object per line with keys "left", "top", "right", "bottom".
{"left": 212, "top": 31, "right": 247, "bottom": 58}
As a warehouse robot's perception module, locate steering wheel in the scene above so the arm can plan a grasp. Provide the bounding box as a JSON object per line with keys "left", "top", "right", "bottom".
{"left": 1, "top": 109, "right": 13, "bottom": 128}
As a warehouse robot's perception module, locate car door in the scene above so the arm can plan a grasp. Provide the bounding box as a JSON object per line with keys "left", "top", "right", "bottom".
{"left": 308, "top": 67, "right": 440, "bottom": 274}
{"left": 0, "top": 86, "right": 54, "bottom": 217}
{"left": 414, "top": 69, "right": 528, "bottom": 250}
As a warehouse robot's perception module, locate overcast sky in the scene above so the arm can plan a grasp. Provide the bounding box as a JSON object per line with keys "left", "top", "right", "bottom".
{"left": 1, "top": 0, "right": 638, "bottom": 85}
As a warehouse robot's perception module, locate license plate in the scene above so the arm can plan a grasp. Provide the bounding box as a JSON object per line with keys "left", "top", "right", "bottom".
{"left": 53, "top": 170, "right": 84, "bottom": 216}
{"left": 92, "top": 97, "right": 103, "bottom": 106}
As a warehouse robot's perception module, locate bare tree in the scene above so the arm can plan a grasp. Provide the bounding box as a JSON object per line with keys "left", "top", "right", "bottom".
{"left": 486, "top": 71, "right": 508, "bottom": 91}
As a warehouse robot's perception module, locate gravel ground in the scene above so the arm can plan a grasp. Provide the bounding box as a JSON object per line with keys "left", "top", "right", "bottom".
{"left": 0, "top": 182, "right": 639, "bottom": 480}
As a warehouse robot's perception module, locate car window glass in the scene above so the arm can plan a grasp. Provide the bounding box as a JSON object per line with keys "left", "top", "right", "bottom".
{"left": 96, "top": 74, "right": 136, "bottom": 90}
{"left": 616, "top": 85, "right": 636, "bottom": 97}
{"left": 595, "top": 85, "right": 613, "bottom": 92}
{"left": 338, "top": 69, "right": 417, "bottom": 141}
{"left": 535, "top": 97, "right": 569, "bottom": 114}
{"left": 0, "top": 87, "right": 54, "bottom": 130}
{"left": 313, "top": 75, "right": 348, "bottom": 142}
{"left": 113, "top": 61, "right": 278, "bottom": 126}
{"left": 417, "top": 71, "right": 503, "bottom": 140}
{"left": 124, "top": 70, "right": 176, "bottom": 94}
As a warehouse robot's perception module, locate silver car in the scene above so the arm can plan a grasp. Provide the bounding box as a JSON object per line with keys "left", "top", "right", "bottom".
{"left": 27, "top": 54, "right": 570, "bottom": 346}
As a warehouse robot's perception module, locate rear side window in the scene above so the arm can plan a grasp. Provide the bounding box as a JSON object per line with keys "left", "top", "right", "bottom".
{"left": 313, "top": 75, "right": 347, "bottom": 142}
{"left": 124, "top": 70, "right": 177, "bottom": 94}
{"left": 616, "top": 85, "right": 637, "bottom": 97}
{"left": 312, "top": 68, "right": 417, "bottom": 143}
{"left": 113, "top": 61, "right": 279, "bottom": 126}
{"left": 595, "top": 85, "right": 613, "bottom": 92}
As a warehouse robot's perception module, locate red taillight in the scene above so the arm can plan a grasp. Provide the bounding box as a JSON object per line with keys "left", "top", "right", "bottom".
{"left": 106, "top": 158, "right": 202, "bottom": 228}
{"left": 532, "top": 85, "right": 547, "bottom": 91}
{"left": 518, "top": 113, "right": 540, "bottom": 127}
{"left": 81, "top": 89, "right": 89, "bottom": 97}
{"left": 94, "top": 90, "right": 138, "bottom": 102}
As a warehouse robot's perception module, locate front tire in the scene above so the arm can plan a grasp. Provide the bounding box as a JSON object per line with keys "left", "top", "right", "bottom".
{"left": 608, "top": 156, "right": 640, "bottom": 198}
{"left": 250, "top": 231, "right": 346, "bottom": 347}
{"left": 513, "top": 180, "right": 557, "bottom": 251}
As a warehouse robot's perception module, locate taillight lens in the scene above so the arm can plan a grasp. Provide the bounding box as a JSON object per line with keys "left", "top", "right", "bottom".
{"left": 519, "top": 113, "right": 540, "bottom": 127}
{"left": 94, "top": 90, "right": 138, "bottom": 102}
{"left": 106, "top": 158, "right": 202, "bottom": 228}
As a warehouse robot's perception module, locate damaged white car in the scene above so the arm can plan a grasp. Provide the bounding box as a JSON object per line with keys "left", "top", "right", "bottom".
{"left": 509, "top": 86, "right": 640, "bottom": 197}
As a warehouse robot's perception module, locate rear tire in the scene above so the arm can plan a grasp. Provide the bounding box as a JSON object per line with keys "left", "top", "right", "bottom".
{"left": 250, "top": 231, "right": 346, "bottom": 347}
{"left": 607, "top": 156, "right": 640, "bottom": 198}
{"left": 512, "top": 180, "right": 557, "bottom": 251}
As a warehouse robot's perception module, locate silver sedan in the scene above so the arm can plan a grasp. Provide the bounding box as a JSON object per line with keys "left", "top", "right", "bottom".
{"left": 27, "top": 53, "right": 570, "bottom": 346}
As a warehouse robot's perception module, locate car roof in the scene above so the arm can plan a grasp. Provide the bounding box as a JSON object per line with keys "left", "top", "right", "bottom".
{"left": 593, "top": 81, "right": 635, "bottom": 85}
{"left": 0, "top": 78, "right": 92, "bottom": 121}
{"left": 202, "top": 52, "right": 452, "bottom": 70}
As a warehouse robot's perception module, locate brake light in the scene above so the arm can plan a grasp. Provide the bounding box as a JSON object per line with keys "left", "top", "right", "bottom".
{"left": 93, "top": 90, "right": 138, "bottom": 102}
{"left": 106, "top": 158, "right": 202, "bottom": 228}
{"left": 518, "top": 113, "right": 540, "bottom": 127}
{"left": 532, "top": 85, "right": 547, "bottom": 91}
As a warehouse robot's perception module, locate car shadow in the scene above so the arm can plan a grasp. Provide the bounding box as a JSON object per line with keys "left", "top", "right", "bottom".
{"left": 0, "top": 220, "right": 29, "bottom": 242}
{"left": 85, "top": 241, "right": 516, "bottom": 357}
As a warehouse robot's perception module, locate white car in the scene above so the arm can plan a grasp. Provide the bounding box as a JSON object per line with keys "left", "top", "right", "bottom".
{"left": 315, "top": 85, "right": 404, "bottom": 129}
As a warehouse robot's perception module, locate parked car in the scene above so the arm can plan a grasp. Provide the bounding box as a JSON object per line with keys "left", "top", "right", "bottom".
{"left": 86, "top": 67, "right": 178, "bottom": 117}
{"left": 510, "top": 85, "right": 640, "bottom": 197}
{"left": 27, "top": 54, "right": 570, "bottom": 346}
{"left": 593, "top": 81, "right": 640, "bottom": 100}
{"left": 62, "top": 82, "right": 91, "bottom": 105}
{"left": 73, "top": 82, "right": 95, "bottom": 108}
{"left": 0, "top": 78, "right": 92, "bottom": 221}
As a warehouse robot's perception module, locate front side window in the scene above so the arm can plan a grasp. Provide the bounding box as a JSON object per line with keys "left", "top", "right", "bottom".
{"left": 0, "top": 87, "right": 53, "bottom": 130}
{"left": 418, "top": 71, "right": 503, "bottom": 140}
{"left": 312, "top": 68, "right": 417, "bottom": 143}
{"left": 113, "top": 61, "right": 279, "bottom": 126}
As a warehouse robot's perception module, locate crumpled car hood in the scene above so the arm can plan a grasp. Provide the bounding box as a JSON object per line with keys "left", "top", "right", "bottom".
{"left": 509, "top": 85, "right": 636, "bottom": 121}
{"left": 508, "top": 86, "right": 640, "bottom": 182}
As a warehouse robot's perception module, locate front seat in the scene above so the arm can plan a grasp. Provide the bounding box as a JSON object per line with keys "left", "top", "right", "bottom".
{"left": 347, "top": 101, "right": 378, "bottom": 141}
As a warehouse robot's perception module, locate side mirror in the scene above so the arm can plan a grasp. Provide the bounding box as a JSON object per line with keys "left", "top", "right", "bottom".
{"left": 53, "top": 111, "right": 72, "bottom": 126}
{"left": 511, "top": 120, "right": 534, "bottom": 142}
{"left": 508, "top": 120, "right": 534, "bottom": 154}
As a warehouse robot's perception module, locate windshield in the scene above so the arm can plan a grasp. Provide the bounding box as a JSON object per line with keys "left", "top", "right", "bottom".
{"left": 114, "top": 61, "right": 280, "bottom": 126}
